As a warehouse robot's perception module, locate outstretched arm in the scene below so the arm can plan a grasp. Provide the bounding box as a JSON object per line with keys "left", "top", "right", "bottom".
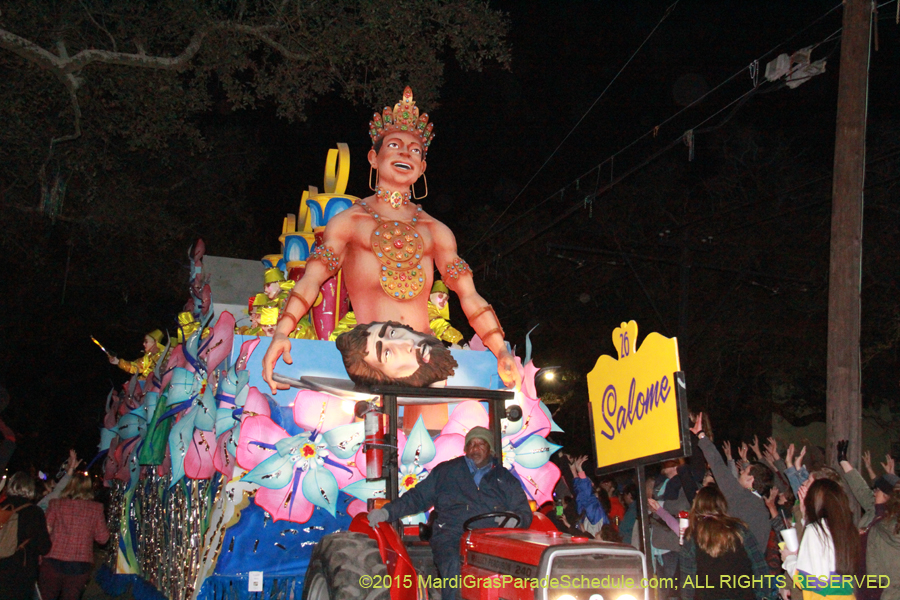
{"left": 431, "top": 222, "right": 520, "bottom": 388}
{"left": 261, "top": 214, "right": 354, "bottom": 393}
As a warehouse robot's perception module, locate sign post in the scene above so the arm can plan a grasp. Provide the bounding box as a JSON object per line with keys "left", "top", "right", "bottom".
{"left": 587, "top": 321, "right": 690, "bottom": 584}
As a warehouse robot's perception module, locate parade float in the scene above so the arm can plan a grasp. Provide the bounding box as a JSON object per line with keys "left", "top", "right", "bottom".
{"left": 96, "top": 89, "right": 568, "bottom": 600}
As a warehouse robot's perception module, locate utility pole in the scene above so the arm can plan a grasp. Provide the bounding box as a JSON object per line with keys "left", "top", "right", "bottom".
{"left": 826, "top": 0, "right": 871, "bottom": 468}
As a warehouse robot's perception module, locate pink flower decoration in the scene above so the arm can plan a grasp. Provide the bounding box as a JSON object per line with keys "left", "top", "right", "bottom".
{"left": 293, "top": 390, "right": 358, "bottom": 432}
{"left": 512, "top": 462, "right": 560, "bottom": 507}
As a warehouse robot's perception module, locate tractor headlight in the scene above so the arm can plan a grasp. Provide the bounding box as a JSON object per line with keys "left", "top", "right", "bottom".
{"left": 538, "top": 547, "right": 647, "bottom": 600}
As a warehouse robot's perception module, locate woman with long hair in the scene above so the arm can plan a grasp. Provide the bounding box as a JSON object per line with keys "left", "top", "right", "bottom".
{"left": 679, "top": 485, "right": 773, "bottom": 600}
{"left": 38, "top": 473, "right": 109, "bottom": 600}
{"left": 782, "top": 478, "right": 859, "bottom": 599}
{"left": 0, "top": 472, "right": 52, "bottom": 600}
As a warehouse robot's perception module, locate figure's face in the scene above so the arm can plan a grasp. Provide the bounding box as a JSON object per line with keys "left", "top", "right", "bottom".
{"left": 874, "top": 489, "right": 889, "bottom": 504}
{"left": 363, "top": 322, "right": 432, "bottom": 380}
{"left": 368, "top": 132, "right": 427, "bottom": 189}
{"left": 465, "top": 437, "right": 491, "bottom": 469}
{"left": 661, "top": 465, "right": 678, "bottom": 479}
{"left": 264, "top": 282, "right": 281, "bottom": 300}
{"left": 250, "top": 311, "right": 260, "bottom": 327}
{"left": 430, "top": 292, "right": 448, "bottom": 309}
{"left": 143, "top": 336, "right": 158, "bottom": 354}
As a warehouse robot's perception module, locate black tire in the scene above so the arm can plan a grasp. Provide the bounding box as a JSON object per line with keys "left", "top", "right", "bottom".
{"left": 303, "top": 532, "right": 390, "bottom": 600}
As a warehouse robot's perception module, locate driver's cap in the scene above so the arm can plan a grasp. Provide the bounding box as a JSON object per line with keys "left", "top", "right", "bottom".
{"left": 465, "top": 426, "right": 493, "bottom": 453}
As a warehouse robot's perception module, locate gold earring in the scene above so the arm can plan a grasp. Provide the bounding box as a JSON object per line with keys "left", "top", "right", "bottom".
{"left": 369, "top": 166, "right": 379, "bottom": 191}
{"left": 413, "top": 174, "right": 428, "bottom": 200}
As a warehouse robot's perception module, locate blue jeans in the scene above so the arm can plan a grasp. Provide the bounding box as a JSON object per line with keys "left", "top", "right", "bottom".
{"left": 432, "top": 537, "right": 461, "bottom": 600}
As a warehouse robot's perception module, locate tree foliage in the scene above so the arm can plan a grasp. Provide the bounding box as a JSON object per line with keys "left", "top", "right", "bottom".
{"left": 0, "top": 0, "right": 510, "bottom": 469}
{"left": 0, "top": 0, "right": 510, "bottom": 205}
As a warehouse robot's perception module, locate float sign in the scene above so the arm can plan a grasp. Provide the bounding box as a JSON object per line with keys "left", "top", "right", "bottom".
{"left": 587, "top": 321, "right": 689, "bottom": 474}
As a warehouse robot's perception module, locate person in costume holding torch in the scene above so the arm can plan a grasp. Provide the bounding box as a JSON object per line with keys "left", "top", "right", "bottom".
{"left": 108, "top": 329, "right": 164, "bottom": 379}
{"left": 262, "top": 87, "right": 520, "bottom": 392}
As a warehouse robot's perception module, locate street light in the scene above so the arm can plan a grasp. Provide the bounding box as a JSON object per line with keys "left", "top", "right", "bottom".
{"left": 536, "top": 366, "right": 561, "bottom": 381}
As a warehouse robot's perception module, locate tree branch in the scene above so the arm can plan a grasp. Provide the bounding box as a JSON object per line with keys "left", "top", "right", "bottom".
{"left": 79, "top": 0, "right": 118, "bottom": 53}
{"left": 0, "top": 21, "right": 309, "bottom": 78}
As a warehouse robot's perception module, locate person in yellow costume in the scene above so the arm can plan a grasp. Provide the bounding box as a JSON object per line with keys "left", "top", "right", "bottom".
{"left": 109, "top": 330, "right": 164, "bottom": 379}
{"left": 329, "top": 310, "right": 357, "bottom": 341}
{"left": 238, "top": 294, "right": 268, "bottom": 335}
{"left": 258, "top": 306, "right": 279, "bottom": 337}
{"left": 427, "top": 280, "right": 463, "bottom": 345}
{"left": 263, "top": 267, "right": 295, "bottom": 310}
{"left": 175, "top": 311, "right": 210, "bottom": 344}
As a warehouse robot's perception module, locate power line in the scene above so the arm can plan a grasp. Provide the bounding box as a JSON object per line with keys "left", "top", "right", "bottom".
{"left": 464, "top": 0, "right": 681, "bottom": 255}
{"left": 465, "top": 1, "right": 846, "bottom": 257}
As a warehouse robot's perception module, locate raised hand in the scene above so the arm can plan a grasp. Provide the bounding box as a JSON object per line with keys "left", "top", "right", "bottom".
{"left": 722, "top": 440, "right": 733, "bottom": 461}
{"left": 883, "top": 454, "right": 896, "bottom": 476}
{"left": 738, "top": 442, "right": 749, "bottom": 464}
{"left": 862, "top": 450, "right": 876, "bottom": 480}
{"left": 797, "top": 478, "right": 812, "bottom": 517}
{"left": 785, "top": 443, "right": 795, "bottom": 467}
{"left": 836, "top": 440, "right": 849, "bottom": 463}
{"left": 766, "top": 437, "right": 780, "bottom": 461}
{"left": 689, "top": 412, "right": 704, "bottom": 435}
{"left": 794, "top": 446, "right": 806, "bottom": 471}
{"left": 570, "top": 455, "right": 588, "bottom": 476}
{"left": 66, "top": 449, "right": 81, "bottom": 476}
{"left": 749, "top": 435, "right": 762, "bottom": 460}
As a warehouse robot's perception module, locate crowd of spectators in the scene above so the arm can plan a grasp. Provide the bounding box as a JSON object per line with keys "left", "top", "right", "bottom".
{"left": 544, "top": 412, "right": 900, "bottom": 600}
{"left": 0, "top": 450, "right": 109, "bottom": 600}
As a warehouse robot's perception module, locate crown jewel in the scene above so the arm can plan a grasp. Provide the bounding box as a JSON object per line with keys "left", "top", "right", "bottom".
{"left": 368, "top": 87, "right": 435, "bottom": 155}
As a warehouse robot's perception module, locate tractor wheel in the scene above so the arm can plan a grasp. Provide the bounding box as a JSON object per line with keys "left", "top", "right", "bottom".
{"left": 303, "top": 532, "right": 390, "bottom": 600}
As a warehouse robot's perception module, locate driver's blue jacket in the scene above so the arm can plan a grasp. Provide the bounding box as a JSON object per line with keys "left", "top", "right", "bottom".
{"left": 384, "top": 455, "right": 533, "bottom": 543}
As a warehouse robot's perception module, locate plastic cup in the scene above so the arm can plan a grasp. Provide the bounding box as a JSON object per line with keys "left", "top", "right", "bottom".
{"left": 678, "top": 517, "right": 689, "bottom": 545}
{"left": 781, "top": 528, "right": 799, "bottom": 552}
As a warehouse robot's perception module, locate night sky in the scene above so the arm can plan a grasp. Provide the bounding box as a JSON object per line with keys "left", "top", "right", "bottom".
{"left": 2, "top": 0, "right": 898, "bottom": 473}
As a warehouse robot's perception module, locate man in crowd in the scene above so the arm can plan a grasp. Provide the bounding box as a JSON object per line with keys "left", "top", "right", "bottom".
{"left": 367, "top": 426, "right": 532, "bottom": 600}
{"left": 690, "top": 413, "right": 773, "bottom": 549}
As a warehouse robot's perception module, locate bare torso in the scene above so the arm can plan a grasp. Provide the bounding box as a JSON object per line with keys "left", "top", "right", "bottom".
{"left": 332, "top": 197, "right": 449, "bottom": 333}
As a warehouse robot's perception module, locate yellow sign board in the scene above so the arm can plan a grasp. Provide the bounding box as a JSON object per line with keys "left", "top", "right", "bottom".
{"left": 587, "top": 321, "right": 686, "bottom": 471}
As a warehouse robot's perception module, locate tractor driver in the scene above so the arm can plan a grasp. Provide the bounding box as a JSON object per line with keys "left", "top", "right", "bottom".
{"left": 367, "top": 427, "right": 532, "bottom": 600}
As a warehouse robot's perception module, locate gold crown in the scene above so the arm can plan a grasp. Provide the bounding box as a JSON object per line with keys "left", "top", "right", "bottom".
{"left": 369, "top": 87, "right": 435, "bottom": 155}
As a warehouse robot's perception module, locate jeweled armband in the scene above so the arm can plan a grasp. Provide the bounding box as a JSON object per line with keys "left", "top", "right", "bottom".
{"left": 445, "top": 257, "right": 471, "bottom": 281}
{"left": 308, "top": 245, "right": 341, "bottom": 272}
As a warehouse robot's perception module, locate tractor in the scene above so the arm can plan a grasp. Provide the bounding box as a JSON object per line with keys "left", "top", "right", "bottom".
{"left": 300, "top": 380, "right": 649, "bottom": 600}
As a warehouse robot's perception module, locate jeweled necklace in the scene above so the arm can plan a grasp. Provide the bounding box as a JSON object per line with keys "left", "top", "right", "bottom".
{"left": 376, "top": 186, "right": 411, "bottom": 209}
{"left": 358, "top": 199, "right": 426, "bottom": 300}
